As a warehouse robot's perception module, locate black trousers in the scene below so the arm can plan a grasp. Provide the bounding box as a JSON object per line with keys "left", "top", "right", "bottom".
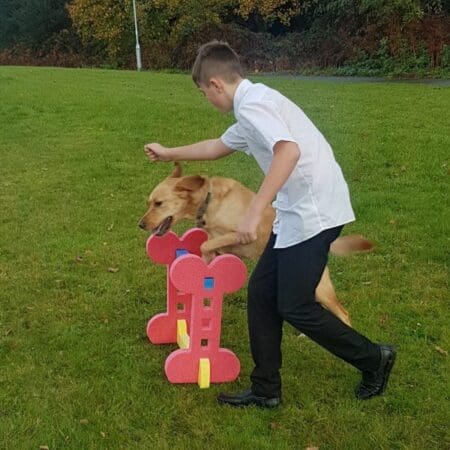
{"left": 248, "top": 226, "right": 381, "bottom": 398}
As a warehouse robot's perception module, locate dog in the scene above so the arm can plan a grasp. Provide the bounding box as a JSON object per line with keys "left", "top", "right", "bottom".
{"left": 139, "top": 163, "right": 373, "bottom": 326}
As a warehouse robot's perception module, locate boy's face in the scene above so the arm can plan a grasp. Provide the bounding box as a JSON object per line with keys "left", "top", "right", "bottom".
{"left": 198, "top": 79, "right": 234, "bottom": 114}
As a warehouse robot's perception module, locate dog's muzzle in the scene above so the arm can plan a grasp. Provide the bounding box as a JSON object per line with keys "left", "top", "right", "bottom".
{"left": 151, "top": 216, "right": 173, "bottom": 236}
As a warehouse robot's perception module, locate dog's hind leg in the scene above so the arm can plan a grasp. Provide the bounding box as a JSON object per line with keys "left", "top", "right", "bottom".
{"left": 330, "top": 235, "right": 373, "bottom": 256}
{"left": 315, "top": 266, "right": 351, "bottom": 327}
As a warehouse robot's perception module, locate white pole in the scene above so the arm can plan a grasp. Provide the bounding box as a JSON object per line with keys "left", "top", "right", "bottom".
{"left": 132, "top": 0, "right": 142, "bottom": 70}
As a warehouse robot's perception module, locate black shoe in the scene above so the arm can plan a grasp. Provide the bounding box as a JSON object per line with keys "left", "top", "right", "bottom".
{"left": 217, "top": 389, "right": 281, "bottom": 408}
{"left": 355, "top": 344, "right": 397, "bottom": 400}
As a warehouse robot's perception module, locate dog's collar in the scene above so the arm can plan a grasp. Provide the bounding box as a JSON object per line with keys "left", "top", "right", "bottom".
{"left": 196, "top": 188, "right": 211, "bottom": 228}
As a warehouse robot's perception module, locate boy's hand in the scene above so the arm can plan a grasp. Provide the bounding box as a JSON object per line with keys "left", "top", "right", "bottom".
{"left": 236, "top": 211, "right": 261, "bottom": 244}
{"left": 144, "top": 143, "right": 171, "bottom": 161}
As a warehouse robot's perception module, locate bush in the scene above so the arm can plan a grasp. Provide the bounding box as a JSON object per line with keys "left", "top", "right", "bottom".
{"left": 0, "top": 29, "right": 105, "bottom": 68}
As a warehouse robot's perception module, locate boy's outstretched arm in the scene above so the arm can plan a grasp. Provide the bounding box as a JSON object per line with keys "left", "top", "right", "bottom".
{"left": 144, "top": 139, "right": 233, "bottom": 162}
{"left": 237, "top": 140, "right": 300, "bottom": 244}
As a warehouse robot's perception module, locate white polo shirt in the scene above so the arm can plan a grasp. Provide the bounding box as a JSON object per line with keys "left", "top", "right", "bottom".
{"left": 220, "top": 79, "right": 355, "bottom": 249}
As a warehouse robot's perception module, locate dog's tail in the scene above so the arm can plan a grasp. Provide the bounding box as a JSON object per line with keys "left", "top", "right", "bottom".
{"left": 330, "top": 235, "right": 374, "bottom": 256}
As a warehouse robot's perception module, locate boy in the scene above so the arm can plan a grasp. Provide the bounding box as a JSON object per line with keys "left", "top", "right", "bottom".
{"left": 144, "top": 41, "right": 396, "bottom": 408}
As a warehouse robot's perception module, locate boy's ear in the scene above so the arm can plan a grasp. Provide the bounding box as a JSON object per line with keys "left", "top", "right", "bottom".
{"left": 174, "top": 175, "right": 206, "bottom": 193}
{"left": 209, "top": 77, "right": 223, "bottom": 92}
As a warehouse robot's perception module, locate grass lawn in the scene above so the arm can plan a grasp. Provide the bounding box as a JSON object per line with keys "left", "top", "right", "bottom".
{"left": 0, "top": 67, "right": 449, "bottom": 449}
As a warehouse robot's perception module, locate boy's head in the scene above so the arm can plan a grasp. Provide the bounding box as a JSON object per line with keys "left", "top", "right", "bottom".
{"left": 192, "top": 40, "right": 244, "bottom": 113}
{"left": 192, "top": 40, "right": 243, "bottom": 86}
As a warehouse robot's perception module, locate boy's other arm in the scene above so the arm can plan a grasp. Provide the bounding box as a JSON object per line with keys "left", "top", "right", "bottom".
{"left": 237, "top": 140, "right": 300, "bottom": 244}
{"left": 144, "top": 139, "right": 233, "bottom": 161}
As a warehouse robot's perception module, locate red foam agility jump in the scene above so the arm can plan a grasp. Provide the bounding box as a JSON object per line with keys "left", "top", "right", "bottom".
{"left": 146, "top": 228, "right": 208, "bottom": 344}
{"left": 145, "top": 228, "right": 247, "bottom": 387}
{"left": 166, "top": 253, "right": 246, "bottom": 385}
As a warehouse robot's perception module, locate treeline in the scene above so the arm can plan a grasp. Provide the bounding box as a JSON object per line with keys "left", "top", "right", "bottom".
{"left": 1, "top": 0, "right": 449, "bottom": 76}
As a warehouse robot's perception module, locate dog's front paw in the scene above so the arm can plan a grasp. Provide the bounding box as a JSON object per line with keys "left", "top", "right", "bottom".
{"left": 201, "top": 252, "right": 215, "bottom": 264}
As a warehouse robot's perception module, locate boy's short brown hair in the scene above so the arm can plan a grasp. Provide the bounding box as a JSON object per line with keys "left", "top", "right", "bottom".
{"left": 192, "top": 40, "right": 244, "bottom": 86}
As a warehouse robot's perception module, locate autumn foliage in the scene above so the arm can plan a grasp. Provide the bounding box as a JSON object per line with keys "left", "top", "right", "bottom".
{"left": 0, "top": 0, "right": 449, "bottom": 75}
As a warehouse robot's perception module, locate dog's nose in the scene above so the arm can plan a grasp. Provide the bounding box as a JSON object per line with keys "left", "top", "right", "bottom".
{"left": 138, "top": 220, "right": 146, "bottom": 230}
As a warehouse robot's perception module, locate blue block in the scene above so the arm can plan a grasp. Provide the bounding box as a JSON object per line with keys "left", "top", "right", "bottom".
{"left": 203, "top": 277, "right": 214, "bottom": 289}
{"left": 176, "top": 248, "right": 188, "bottom": 258}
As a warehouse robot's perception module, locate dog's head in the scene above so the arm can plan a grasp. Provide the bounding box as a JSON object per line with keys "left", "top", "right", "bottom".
{"left": 139, "top": 162, "right": 207, "bottom": 235}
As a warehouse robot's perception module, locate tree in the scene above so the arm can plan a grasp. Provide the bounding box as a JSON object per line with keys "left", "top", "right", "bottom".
{"left": 237, "top": 0, "right": 302, "bottom": 26}
{"left": 68, "top": 0, "right": 133, "bottom": 59}
{"left": 0, "top": 0, "right": 70, "bottom": 49}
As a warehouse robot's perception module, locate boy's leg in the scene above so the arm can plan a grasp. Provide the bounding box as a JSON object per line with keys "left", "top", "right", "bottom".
{"left": 276, "top": 226, "right": 381, "bottom": 372}
{"left": 247, "top": 234, "right": 283, "bottom": 398}
{"left": 218, "top": 226, "right": 395, "bottom": 407}
{"left": 217, "top": 233, "right": 283, "bottom": 407}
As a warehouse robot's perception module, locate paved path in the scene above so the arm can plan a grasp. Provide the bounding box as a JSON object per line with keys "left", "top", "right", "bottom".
{"left": 259, "top": 74, "right": 450, "bottom": 86}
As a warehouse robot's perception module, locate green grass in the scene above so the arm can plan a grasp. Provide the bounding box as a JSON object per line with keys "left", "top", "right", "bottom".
{"left": 0, "top": 66, "right": 449, "bottom": 449}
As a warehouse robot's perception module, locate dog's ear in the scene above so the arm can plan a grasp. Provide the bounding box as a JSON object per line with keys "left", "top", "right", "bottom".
{"left": 170, "top": 162, "right": 182, "bottom": 178}
{"left": 174, "top": 175, "right": 206, "bottom": 192}
{"left": 212, "top": 178, "right": 233, "bottom": 198}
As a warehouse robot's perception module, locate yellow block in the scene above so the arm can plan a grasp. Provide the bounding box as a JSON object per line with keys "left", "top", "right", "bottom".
{"left": 198, "top": 358, "right": 210, "bottom": 389}
{"left": 177, "top": 319, "right": 190, "bottom": 349}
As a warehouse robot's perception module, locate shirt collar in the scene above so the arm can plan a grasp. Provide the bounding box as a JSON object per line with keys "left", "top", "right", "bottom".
{"left": 233, "top": 79, "right": 252, "bottom": 113}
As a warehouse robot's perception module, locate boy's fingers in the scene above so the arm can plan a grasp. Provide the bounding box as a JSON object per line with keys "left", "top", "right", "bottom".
{"left": 237, "top": 231, "right": 257, "bottom": 245}
{"left": 144, "top": 145, "right": 160, "bottom": 161}
{"left": 144, "top": 144, "right": 157, "bottom": 153}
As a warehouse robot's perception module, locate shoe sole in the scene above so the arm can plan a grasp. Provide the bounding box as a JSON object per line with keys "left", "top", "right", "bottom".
{"left": 217, "top": 397, "right": 280, "bottom": 408}
{"left": 356, "top": 345, "right": 397, "bottom": 400}
{"left": 380, "top": 346, "right": 397, "bottom": 395}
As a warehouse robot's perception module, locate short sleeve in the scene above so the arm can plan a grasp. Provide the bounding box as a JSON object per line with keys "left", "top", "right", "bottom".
{"left": 220, "top": 123, "right": 249, "bottom": 154}
{"left": 239, "top": 101, "right": 298, "bottom": 153}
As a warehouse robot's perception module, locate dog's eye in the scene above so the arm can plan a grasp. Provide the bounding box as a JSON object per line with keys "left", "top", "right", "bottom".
{"left": 154, "top": 201, "right": 163, "bottom": 207}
